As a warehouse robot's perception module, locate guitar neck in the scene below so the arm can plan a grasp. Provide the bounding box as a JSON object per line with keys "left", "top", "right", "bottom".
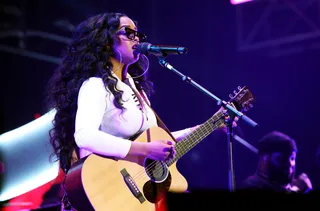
{"left": 166, "top": 111, "right": 225, "bottom": 166}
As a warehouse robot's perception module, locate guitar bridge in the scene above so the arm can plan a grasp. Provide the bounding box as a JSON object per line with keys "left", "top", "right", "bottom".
{"left": 120, "top": 168, "right": 146, "bottom": 204}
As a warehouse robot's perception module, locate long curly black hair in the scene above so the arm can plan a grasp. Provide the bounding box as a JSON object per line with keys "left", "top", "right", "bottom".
{"left": 45, "top": 12, "right": 153, "bottom": 172}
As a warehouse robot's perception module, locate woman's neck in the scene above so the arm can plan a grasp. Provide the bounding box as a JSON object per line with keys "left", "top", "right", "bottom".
{"left": 109, "top": 57, "right": 127, "bottom": 81}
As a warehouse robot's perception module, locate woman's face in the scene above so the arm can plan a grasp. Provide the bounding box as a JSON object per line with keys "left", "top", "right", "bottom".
{"left": 113, "top": 16, "right": 143, "bottom": 65}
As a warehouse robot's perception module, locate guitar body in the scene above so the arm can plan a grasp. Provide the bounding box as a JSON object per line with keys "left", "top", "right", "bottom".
{"left": 65, "top": 126, "right": 188, "bottom": 211}
{"left": 65, "top": 86, "right": 256, "bottom": 211}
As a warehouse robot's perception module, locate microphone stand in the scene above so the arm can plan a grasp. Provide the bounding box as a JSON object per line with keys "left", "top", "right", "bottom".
{"left": 157, "top": 56, "right": 258, "bottom": 192}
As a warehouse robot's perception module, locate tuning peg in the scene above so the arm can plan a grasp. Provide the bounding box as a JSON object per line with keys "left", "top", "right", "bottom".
{"left": 238, "top": 86, "right": 242, "bottom": 90}
{"left": 229, "top": 94, "right": 233, "bottom": 98}
{"left": 233, "top": 90, "right": 238, "bottom": 95}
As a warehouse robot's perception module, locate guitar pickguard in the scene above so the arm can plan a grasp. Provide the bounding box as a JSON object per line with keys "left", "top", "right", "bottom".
{"left": 143, "top": 172, "right": 172, "bottom": 203}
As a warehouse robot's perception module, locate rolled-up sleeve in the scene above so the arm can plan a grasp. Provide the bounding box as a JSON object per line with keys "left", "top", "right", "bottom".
{"left": 171, "top": 128, "right": 193, "bottom": 142}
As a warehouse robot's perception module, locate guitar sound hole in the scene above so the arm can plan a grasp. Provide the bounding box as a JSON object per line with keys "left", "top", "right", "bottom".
{"left": 144, "top": 158, "right": 168, "bottom": 183}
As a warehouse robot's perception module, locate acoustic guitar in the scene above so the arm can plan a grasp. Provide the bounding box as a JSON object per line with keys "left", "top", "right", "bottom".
{"left": 65, "top": 86, "right": 255, "bottom": 211}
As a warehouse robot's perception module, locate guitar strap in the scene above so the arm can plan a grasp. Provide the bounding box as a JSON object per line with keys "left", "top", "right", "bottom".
{"left": 126, "top": 79, "right": 177, "bottom": 143}
{"left": 126, "top": 80, "right": 176, "bottom": 201}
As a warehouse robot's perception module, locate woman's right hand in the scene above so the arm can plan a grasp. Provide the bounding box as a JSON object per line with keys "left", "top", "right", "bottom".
{"left": 145, "top": 140, "right": 176, "bottom": 161}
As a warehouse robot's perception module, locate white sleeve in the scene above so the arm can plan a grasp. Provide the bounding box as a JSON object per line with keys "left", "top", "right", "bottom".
{"left": 74, "top": 77, "right": 132, "bottom": 158}
{"left": 171, "top": 128, "right": 193, "bottom": 141}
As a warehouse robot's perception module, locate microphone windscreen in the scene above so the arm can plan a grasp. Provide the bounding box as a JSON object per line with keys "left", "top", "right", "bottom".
{"left": 135, "top": 42, "right": 151, "bottom": 54}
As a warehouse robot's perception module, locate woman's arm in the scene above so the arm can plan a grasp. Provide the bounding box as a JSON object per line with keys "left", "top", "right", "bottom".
{"left": 171, "top": 125, "right": 200, "bottom": 142}
{"left": 74, "top": 77, "right": 145, "bottom": 158}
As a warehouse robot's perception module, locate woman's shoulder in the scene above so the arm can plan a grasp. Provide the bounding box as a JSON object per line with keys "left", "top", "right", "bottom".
{"left": 84, "top": 77, "right": 104, "bottom": 84}
{"left": 79, "top": 77, "right": 106, "bottom": 93}
{"left": 81, "top": 77, "right": 105, "bottom": 87}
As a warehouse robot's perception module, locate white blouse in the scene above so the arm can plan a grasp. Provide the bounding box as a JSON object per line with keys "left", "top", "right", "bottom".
{"left": 74, "top": 74, "right": 192, "bottom": 159}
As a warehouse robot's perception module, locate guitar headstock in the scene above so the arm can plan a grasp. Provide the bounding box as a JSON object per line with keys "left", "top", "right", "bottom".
{"left": 228, "top": 86, "right": 255, "bottom": 112}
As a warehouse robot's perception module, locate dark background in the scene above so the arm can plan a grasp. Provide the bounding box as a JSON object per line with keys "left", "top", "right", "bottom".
{"left": 1, "top": 0, "right": 320, "bottom": 209}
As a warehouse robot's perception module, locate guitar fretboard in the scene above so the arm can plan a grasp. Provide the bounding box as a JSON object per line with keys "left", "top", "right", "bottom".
{"left": 165, "top": 111, "right": 225, "bottom": 166}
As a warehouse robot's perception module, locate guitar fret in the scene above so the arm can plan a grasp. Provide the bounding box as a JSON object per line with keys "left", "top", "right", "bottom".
{"left": 164, "top": 86, "right": 255, "bottom": 167}
{"left": 166, "top": 112, "right": 225, "bottom": 166}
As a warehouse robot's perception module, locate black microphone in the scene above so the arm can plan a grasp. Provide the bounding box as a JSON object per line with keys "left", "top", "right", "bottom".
{"left": 135, "top": 42, "right": 188, "bottom": 56}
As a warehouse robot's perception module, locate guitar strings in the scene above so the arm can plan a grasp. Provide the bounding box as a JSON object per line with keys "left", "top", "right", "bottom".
{"left": 131, "top": 112, "right": 225, "bottom": 184}
{"left": 131, "top": 112, "right": 224, "bottom": 181}
{"left": 97, "top": 115, "right": 224, "bottom": 210}
{"left": 128, "top": 87, "right": 234, "bottom": 182}
{"left": 131, "top": 114, "right": 224, "bottom": 185}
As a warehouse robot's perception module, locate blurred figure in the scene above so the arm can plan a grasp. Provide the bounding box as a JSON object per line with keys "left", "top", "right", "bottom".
{"left": 241, "top": 131, "right": 312, "bottom": 193}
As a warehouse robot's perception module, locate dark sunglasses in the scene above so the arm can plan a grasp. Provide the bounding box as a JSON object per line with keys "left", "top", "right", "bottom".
{"left": 116, "top": 27, "right": 147, "bottom": 42}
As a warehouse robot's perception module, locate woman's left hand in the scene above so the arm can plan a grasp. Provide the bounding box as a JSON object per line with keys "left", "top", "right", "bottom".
{"left": 217, "top": 107, "right": 238, "bottom": 132}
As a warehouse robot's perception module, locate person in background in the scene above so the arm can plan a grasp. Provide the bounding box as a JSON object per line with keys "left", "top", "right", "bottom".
{"left": 241, "top": 131, "right": 312, "bottom": 193}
